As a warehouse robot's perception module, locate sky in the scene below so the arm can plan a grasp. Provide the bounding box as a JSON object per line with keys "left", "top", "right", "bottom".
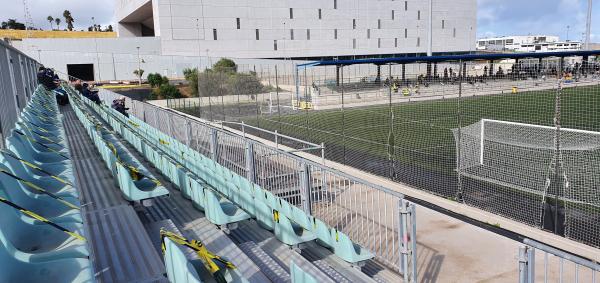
{"left": 0, "top": 0, "right": 598, "bottom": 42}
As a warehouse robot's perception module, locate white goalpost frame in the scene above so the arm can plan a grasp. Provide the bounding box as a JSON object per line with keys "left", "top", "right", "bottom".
{"left": 479, "top": 118, "right": 600, "bottom": 165}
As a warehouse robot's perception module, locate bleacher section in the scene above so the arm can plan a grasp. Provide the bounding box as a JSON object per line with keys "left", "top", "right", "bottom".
{"left": 0, "top": 86, "right": 93, "bottom": 282}
{"left": 65, "top": 84, "right": 387, "bottom": 282}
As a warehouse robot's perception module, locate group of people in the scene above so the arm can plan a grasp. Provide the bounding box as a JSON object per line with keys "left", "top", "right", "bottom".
{"left": 37, "top": 66, "right": 69, "bottom": 105}
{"left": 72, "top": 80, "right": 129, "bottom": 117}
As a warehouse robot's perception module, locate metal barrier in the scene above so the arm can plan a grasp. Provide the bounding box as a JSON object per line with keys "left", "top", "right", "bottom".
{"left": 0, "top": 41, "right": 39, "bottom": 148}
{"left": 519, "top": 239, "right": 599, "bottom": 283}
{"left": 74, "top": 83, "right": 419, "bottom": 280}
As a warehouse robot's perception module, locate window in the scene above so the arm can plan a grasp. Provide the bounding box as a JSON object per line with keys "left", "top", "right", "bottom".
{"left": 417, "top": 37, "right": 420, "bottom": 47}
{"left": 318, "top": 9, "right": 322, "bottom": 19}
{"left": 274, "top": 40, "right": 278, "bottom": 50}
{"left": 290, "top": 8, "right": 293, "bottom": 19}
{"left": 404, "top": 1, "right": 408, "bottom": 11}
{"left": 378, "top": 19, "right": 381, "bottom": 29}
{"left": 378, "top": 38, "right": 381, "bottom": 48}
{"left": 395, "top": 37, "right": 398, "bottom": 47}
{"left": 255, "top": 29, "right": 259, "bottom": 40}
{"left": 236, "top": 18, "right": 240, "bottom": 29}
{"left": 334, "top": 29, "right": 338, "bottom": 39}
{"left": 367, "top": 29, "right": 370, "bottom": 39}
{"left": 307, "top": 29, "right": 310, "bottom": 40}
{"left": 334, "top": 0, "right": 337, "bottom": 9}
{"left": 353, "top": 19, "right": 356, "bottom": 29}
{"left": 353, "top": 38, "right": 357, "bottom": 49}
{"left": 392, "top": 10, "right": 395, "bottom": 20}
{"left": 442, "top": 20, "right": 444, "bottom": 29}
{"left": 417, "top": 10, "right": 420, "bottom": 20}
{"left": 453, "top": 28, "right": 456, "bottom": 38}
{"left": 213, "top": 29, "right": 217, "bottom": 40}
{"left": 290, "top": 29, "right": 294, "bottom": 40}
{"left": 404, "top": 28, "right": 407, "bottom": 38}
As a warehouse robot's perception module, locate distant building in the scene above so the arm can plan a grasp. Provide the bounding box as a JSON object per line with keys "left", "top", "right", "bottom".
{"left": 476, "top": 35, "right": 581, "bottom": 53}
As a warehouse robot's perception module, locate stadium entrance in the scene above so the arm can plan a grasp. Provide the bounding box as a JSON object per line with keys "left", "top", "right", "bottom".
{"left": 67, "top": 63, "right": 94, "bottom": 81}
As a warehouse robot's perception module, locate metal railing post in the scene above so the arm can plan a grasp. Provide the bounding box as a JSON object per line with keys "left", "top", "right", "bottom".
{"left": 210, "top": 128, "right": 219, "bottom": 160}
{"left": 527, "top": 246, "right": 535, "bottom": 283}
{"left": 245, "top": 141, "right": 256, "bottom": 183}
{"left": 519, "top": 246, "right": 529, "bottom": 283}
{"left": 399, "top": 199, "right": 409, "bottom": 281}
{"left": 410, "top": 202, "right": 418, "bottom": 283}
{"left": 299, "top": 162, "right": 312, "bottom": 215}
{"left": 185, "top": 120, "right": 192, "bottom": 147}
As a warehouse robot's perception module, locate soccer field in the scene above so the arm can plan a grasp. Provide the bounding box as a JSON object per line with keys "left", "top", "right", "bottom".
{"left": 247, "top": 84, "right": 600, "bottom": 176}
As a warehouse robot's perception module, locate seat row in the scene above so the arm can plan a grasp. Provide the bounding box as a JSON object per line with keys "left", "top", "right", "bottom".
{"left": 0, "top": 85, "right": 93, "bottom": 283}
{"left": 69, "top": 93, "right": 169, "bottom": 202}
{"left": 72, "top": 87, "right": 373, "bottom": 278}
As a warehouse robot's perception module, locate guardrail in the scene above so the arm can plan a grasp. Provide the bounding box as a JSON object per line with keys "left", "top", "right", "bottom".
{"left": 0, "top": 40, "right": 39, "bottom": 148}
{"left": 63, "top": 78, "right": 420, "bottom": 281}
{"left": 519, "top": 239, "right": 599, "bottom": 283}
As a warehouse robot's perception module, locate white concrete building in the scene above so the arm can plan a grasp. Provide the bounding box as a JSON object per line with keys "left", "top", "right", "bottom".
{"left": 115, "top": 0, "right": 476, "bottom": 58}
{"left": 12, "top": 0, "right": 476, "bottom": 81}
{"left": 476, "top": 35, "right": 582, "bottom": 53}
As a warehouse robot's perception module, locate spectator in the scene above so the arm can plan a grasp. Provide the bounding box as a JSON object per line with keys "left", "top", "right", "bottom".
{"left": 111, "top": 97, "right": 129, "bottom": 117}
{"left": 88, "top": 87, "right": 102, "bottom": 105}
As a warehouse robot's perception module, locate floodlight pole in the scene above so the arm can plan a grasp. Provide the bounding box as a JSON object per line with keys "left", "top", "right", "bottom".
{"left": 427, "top": 0, "right": 433, "bottom": 56}
{"left": 585, "top": 0, "right": 592, "bottom": 50}
{"left": 136, "top": 46, "right": 141, "bottom": 85}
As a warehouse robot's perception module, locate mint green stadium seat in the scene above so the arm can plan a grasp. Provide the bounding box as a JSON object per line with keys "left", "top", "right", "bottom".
{"left": 290, "top": 205, "right": 313, "bottom": 231}
{"left": 226, "top": 180, "right": 255, "bottom": 217}
{"left": 0, "top": 155, "right": 76, "bottom": 197}
{"left": 290, "top": 262, "right": 318, "bottom": 283}
{"left": 253, "top": 189, "right": 275, "bottom": 231}
{"left": 7, "top": 134, "right": 71, "bottom": 166}
{"left": 204, "top": 189, "right": 251, "bottom": 226}
{"left": 273, "top": 212, "right": 316, "bottom": 246}
{"left": 311, "top": 217, "right": 335, "bottom": 250}
{"left": 331, "top": 229, "right": 374, "bottom": 264}
{"left": 115, "top": 162, "right": 169, "bottom": 202}
{"left": 163, "top": 238, "right": 203, "bottom": 283}
{"left": 178, "top": 170, "right": 193, "bottom": 199}
{"left": 189, "top": 178, "right": 206, "bottom": 211}
{"left": 0, "top": 203, "right": 88, "bottom": 259}
{"left": 0, "top": 176, "right": 81, "bottom": 224}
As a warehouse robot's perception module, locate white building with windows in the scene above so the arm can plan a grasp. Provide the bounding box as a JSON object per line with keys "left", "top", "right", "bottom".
{"left": 476, "top": 35, "right": 582, "bottom": 53}
{"left": 12, "top": 0, "right": 476, "bottom": 80}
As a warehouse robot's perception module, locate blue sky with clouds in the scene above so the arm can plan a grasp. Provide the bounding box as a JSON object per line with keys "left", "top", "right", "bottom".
{"left": 1, "top": 0, "right": 598, "bottom": 42}
{"left": 478, "top": 0, "right": 598, "bottom": 41}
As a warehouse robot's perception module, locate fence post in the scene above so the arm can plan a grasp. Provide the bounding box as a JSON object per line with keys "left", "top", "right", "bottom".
{"left": 210, "top": 128, "right": 219, "bottom": 160}
{"left": 399, "top": 199, "right": 409, "bottom": 281}
{"left": 518, "top": 246, "right": 536, "bottom": 283}
{"left": 185, "top": 119, "right": 192, "bottom": 147}
{"left": 245, "top": 141, "right": 256, "bottom": 183}
{"left": 399, "top": 199, "right": 418, "bottom": 282}
{"left": 299, "top": 162, "right": 312, "bottom": 215}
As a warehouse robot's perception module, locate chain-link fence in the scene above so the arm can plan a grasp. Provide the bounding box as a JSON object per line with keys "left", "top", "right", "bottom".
{"left": 167, "top": 54, "right": 600, "bottom": 249}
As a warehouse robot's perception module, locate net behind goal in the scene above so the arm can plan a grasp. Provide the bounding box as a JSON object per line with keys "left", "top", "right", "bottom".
{"left": 453, "top": 119, "right": 600, "bottom": 204}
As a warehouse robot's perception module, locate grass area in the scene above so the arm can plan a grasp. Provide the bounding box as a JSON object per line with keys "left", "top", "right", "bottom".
{"left": 245, "top": 84, "right": 600, "bottom": 174}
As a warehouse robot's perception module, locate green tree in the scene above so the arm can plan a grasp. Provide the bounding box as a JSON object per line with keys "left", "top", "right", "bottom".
{"left": 47, "top": 16, "right": 54, "bottom": 30}
{"left": 54, "top": 18, "right": 61, "bottom": 30}
{"left": 107, "top": 25, "right": 113, "bottom": 32}
{"left": 1, "top": 19, "right": 26, "bottom": 30}
{"left": 152, "top": 84, "right": 182, "bottom": 99}
{"left": 212, "top": 58, "right": 237, "bottom": 74}
{"left": 63, "top": 10, "right": 74, "bottom": 31}
{"left": 227, "top": 73, "right": 264, "bottom": 96}
{"left": 133, "top": 69, "right": 145, "bottom": 85}
{"left": 147, "top": 73, "right": 169, "bottom": 88}
{"left": 183, "top": 68, "right": 199, "bottom": 97}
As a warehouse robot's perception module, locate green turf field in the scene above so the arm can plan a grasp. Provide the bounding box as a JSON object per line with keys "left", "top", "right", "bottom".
{"left": 245, "top": 84, "right": 600, "bottom": 174}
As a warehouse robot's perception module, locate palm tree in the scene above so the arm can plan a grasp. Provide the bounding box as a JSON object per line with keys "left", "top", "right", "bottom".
{"left": 47, "top": 16, "right": 54, "bottom": 30}
{"left": 55, "top": 18, "right": 61, "bottom": 30}
{"left": 63, "top": 10, "right": 74, "bottom": 31}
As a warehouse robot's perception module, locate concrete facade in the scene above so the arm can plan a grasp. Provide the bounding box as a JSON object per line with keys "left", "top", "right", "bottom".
{"left": 116, "top": 0, "right": 477, "bottom": 58}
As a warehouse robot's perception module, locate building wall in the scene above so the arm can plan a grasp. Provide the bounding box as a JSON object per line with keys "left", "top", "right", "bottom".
{"left": 117, "top": 0, "right": 476, "bottom": 58}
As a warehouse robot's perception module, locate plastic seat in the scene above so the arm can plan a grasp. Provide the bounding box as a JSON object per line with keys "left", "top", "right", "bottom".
{"left": 115, "top": 162, "right": 169, "bottom": 202}
{"left": 7, "top": 135, "right": 71, "bottom": 166}
{"left": 189, "top": 178, "right": 206, "bottom": 211}
{"left": 311, "top": 217, "right": 335, "bottom": 250}
{"left": 0, "top": 229, "right": 93, "bottom": 283}
{"left": 163, "top": 238, "right": 203, "bottom": 283}
{"left": 253, "top": 195, "right": 275, "bottom": 231}
{"left": 204, "top": 189, "right": 250, "bottom": 226}
{"left": 331, "top": 229, "right": 374, "bottom": 264}
{"left": 0, "top": 202, "right": 88, "bottom": 259}
{"left": 290, "top": 262, "right": 318, "bottom": 283}
{"left": 0, "top": 155, "right": 76, "bottom": 197}
{"left": 178, "top": 170, "right": 192, "bottom": 199}
{"left": 274, "top": 212, "right": 316, "bottom": 246}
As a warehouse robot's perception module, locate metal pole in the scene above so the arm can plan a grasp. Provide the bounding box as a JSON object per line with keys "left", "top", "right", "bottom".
{"left": 519, "top": 246, "right": 528, "bottom": 283}
{"left": 136, "top": 46, "right": 141, "bottom": 85}
{"left": 585, "top": 0, "right": 592, "bottom": 50}
{"left": 410, "top": 202, "right": 418, "bottom": 283}
{"left": 427, "top": 0, "right": 433, "bottom": 56}
{"left": 300, "top": 162, "right": 312, "bottom": 215}
{"left": 245, "top": 142, "right": 255, "bottom": 183}
{"left": 210, "top": 128, "right": 218, "bottom": 160}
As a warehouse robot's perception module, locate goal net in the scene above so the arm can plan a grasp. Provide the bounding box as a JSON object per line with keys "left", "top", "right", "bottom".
{"left": 453, "top": 119, "right": 600, "bottom": 204}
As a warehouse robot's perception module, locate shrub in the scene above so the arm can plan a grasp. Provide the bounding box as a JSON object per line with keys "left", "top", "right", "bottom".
{"left": 183, "top": 68, "right": 199, "bottom": 97}
{"left": 212, "top": 58, "right": 237, "bottom": 74}
{"left": 152, "top": 84, "right": 182, "bottom": 99}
